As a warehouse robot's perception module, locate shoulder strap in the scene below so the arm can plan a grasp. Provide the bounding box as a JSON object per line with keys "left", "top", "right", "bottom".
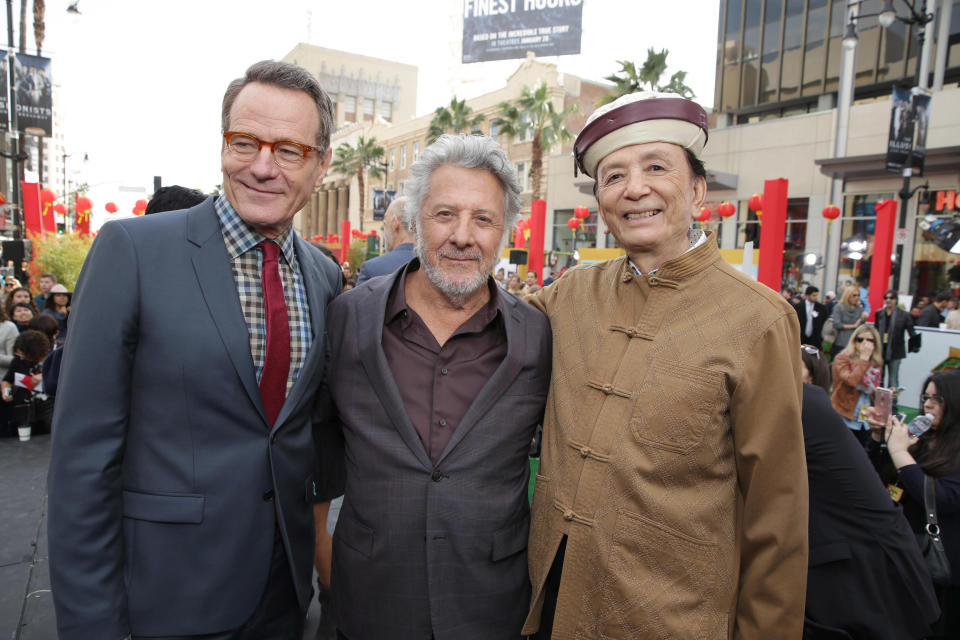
{"left": 924, "top": 474, "right": 940, "bottom": 533}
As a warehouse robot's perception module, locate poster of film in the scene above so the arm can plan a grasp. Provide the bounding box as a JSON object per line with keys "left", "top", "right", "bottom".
{"left": 885, "top": 85, "right": 931, "bottom": 177}
{"left": 13, "top": 53, "right": 52, "bottom": 136}
{"left": 462, "top": 0, "right": 583, "bottom": 64}
{"left": 0, "top": 52, "right": 8, "bottom": 132}
{"left": 372, "top": 189, "right": 397, "bottom": 220}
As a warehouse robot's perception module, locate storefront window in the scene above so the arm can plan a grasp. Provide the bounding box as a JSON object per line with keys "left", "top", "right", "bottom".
{"left": 909, "top": 194, "right": 960, "bottom": 296}
{"left": 837, "top": 193, "right": 895, "bottom": 287}
{"left": 552, "top": 208, "right": 598, "bottom": 258}
{"left": 736, "top": 198, "right": 808, "bottom": 289}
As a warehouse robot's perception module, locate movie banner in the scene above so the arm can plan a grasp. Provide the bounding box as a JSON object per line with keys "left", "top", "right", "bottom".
{"left": 0, "top": 52, "right": 8, "bottom": 133}
{"left": 911, "top": 92, "right": 931, "bottom": 177}
{"left": 462, "top": 0, "right": 583, "bottom": 64}
{"left": 886, "top": 86, "right": 913, "bottom": 174}
{"left": 372, "top": 189, "right": 397, "bottom": 221}
{"left": 14, "top": 53, "right": 52, "bottom": 136}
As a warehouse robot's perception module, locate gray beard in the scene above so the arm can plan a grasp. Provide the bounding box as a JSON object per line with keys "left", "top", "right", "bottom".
{"left": 416, "top": 238, "right": 489, "bottom": 308}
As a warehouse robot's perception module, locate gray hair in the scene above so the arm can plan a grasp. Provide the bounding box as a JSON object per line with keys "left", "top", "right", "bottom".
{"left": 221, "top": 60, "right": 334, "bottom": 152}
{"left": 403, "top": 134, "right": 522, "bottom": 241}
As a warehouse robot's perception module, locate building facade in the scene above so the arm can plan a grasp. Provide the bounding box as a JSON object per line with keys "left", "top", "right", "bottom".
{"left": 705, "top": 0, "right": 960, "bottom": 298}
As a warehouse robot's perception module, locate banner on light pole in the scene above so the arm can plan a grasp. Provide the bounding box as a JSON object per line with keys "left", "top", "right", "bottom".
{"left": 885, "top": 86, "right": 931, "bottom": 177}
{"left": 14, "top": 53, "right": 52, "bottom": 136}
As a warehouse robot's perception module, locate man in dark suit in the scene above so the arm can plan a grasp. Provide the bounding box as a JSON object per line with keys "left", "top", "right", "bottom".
{"left": 47, "top": 60, "right": 343, "bottom": 640}
{"left": 355, "top": 196, "right": 414, "bottom": 285}
{"left": 917, "top": 292, "right": 949, "bottom": 327}
{"left": 875, "top": 289, "right": 918, "bottom": 389}
{"left": 323, "top": 134, "right": 550, "bottom": 640}
{"left": 794, "top": 285, "right": 828, "bottom": 347}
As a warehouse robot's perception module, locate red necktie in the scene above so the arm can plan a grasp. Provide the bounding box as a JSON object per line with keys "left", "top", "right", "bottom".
{"left": 258, "top": 241, "right": 290, "bottom": 427}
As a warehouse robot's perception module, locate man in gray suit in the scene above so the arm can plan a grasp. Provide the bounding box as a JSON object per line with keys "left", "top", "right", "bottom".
{"left": 356, "top": 196, "right": 414, "bottom": 285}
{"left": 47, "top": 60, "right": 343, "bottom": 640}
{"left": 323, "top": 134, "right": 550, "bottom": 640}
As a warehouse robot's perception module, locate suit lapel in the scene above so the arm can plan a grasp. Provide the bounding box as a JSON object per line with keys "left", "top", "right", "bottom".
{"left": 273, "top": 235, "right": 331, "bottom": 429}
{"left": 436, "top": 292, "right": 524, "bottom": 465}
{"left": 188, "top": 202, "right": 266, "bottom": 424}
{"left": 357, "top": 275, "right": 433, "bottom": 470}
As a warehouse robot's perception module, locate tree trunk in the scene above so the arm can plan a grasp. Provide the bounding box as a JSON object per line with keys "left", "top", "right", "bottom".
{"left": 356, "top": 167, "right": 365, "bottom": 232}
{"left": 530, "top": 132, "right": 543, "bottom": 202}
{"left": 18, "top": 0, "right": 27, "bottom": 52}
{"left": 33, "top": 0, "right": 44, "bottom": 55}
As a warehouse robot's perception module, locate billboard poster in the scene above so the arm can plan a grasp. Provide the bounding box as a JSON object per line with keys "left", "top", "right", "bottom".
{"left": 0, "top": 52, "right": 8, "bottom": 133}
{"left": 462, "top": 0, "right": 583, "bottom": 64}
{"left": 912, "top": 92, "right": 931, "bottom": 177}
{"left": 885, "top": 86, "right": 913, "bottom": 174}
{"left": 372, "top": 189, "right": 397, "bottom": 221}
{"left": 15, "top": 53, "right": 52, "bottom": 136}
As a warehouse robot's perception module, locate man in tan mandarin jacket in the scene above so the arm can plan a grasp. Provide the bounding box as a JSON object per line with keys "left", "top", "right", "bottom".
{"left": 522, "top": 91, "right": 808, "bottom": 639}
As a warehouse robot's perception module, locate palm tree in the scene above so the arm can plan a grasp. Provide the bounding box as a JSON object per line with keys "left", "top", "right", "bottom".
{"left": 426, "top": 97, "right": 485, "bottom": 144}
{"left": 18, "top": 0, "right": 27, "bottom": 52}
{"left": 492, "top": 83, "right": 578, "bottom": 202}
{"left": 329, "top": 135, "right": 385, "bottom": 228}
{"left": 598, "top": 48, "right": 696, "bottom": 105}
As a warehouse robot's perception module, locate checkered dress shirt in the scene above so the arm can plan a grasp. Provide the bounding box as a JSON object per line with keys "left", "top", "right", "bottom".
{"left": 215, "top": 195, "right": 312, "bottom": 395}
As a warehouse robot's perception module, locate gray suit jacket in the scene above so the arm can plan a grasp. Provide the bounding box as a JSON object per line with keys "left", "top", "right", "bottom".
{"left": 324, "top": 272, "right": 551, "bottom": 640}
{"left": 47, "top": 199, "right": 343, "bottom": 639}
{"left": 355, "top": 242, "right": 414, "bottom": 285}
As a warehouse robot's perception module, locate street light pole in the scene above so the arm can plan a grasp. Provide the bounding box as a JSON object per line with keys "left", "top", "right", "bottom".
{"left": 2, "top": 0, "right": 24, "bottom": 239}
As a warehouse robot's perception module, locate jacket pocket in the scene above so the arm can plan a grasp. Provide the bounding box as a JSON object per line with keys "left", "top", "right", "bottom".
{"left": 490, "top": 516, "right": 530, "bottom": 562}
{"left": 590, "top": 508, "right": 726, "bottom": 638}
{"left": 631, "top": 359, "right": 727, "bottom": 454}
{"left": 122, "top": 490, "right": 205, "bottom": 524}
{"left": 336, "top": 516, "right": 376, "bottom": 559}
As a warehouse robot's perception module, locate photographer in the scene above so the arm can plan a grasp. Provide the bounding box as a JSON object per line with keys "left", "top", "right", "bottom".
{"left": 866, "top": 370, "right": 960, "bottom": 638}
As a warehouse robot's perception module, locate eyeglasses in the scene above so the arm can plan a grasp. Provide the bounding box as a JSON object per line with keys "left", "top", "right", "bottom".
{"left": 801, "top": 345, "right": 821, "bottom": 358}
{"left": 921, "top": 394, "right": 944, "bottom": 405}
{"left": 884, "top": 296, "right": 897, "bottom": 300}
{"left": 223, "top": 131, "right": 320, "bottom": 169}
{"left": 855, "top": 337, "right": 876, "bottom": 343}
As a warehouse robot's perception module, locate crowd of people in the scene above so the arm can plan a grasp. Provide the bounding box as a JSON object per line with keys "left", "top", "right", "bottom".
{"left": 30, "top": 57, "right": 960, "bottom": 640}
{"left": 0, "top": 271, "right": 68, "bottom": 439}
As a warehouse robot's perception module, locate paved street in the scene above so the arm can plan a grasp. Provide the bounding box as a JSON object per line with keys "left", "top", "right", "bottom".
{"left": 0, "top": 435, "right": 334, "bottom": 640}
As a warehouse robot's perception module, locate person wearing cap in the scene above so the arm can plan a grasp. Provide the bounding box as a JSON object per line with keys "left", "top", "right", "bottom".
{"left": 521, "top": 91, "right": 807, "bottom": 639}
{"left": 40, "top": 283, "right": 71, "bottom": 346}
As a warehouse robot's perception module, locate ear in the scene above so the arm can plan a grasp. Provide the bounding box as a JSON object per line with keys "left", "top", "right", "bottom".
{"left": 691, "top": 175, "right": 707, "bottom": 213}
{"left": 314, "top": 147, "right": 333, "bottom": 189}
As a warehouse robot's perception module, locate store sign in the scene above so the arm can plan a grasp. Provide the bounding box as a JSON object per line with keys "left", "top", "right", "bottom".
{"left": 462, "top": 0, "right": 583, "bottom": 64}
{"left": 885, "top": 86, "right": 931, "bottom": 177}
{"left": 934, "top": 190, "right": 958, "bottom": 212}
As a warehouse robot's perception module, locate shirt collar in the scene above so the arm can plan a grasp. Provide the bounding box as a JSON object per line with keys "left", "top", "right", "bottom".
{"left": 215, "top": 194, "right": 296, "bottom": 265}
{"left": 628, "top": 228, "right": 706, "bottom": 276}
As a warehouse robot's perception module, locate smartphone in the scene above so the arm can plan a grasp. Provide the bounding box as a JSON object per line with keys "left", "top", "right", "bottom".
{"left": 896, "top": 412, "right": 907, "bottom": 423}
{"left": 874, "top": 387, "right": 893, "bottom": 425}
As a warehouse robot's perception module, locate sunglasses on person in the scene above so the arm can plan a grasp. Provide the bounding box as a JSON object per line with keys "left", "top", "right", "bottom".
{"left": 884, "top": 295, "right": 897, "bottom": 301}
{"left": 801, "top": 345, "right": 821, "bottom": 358}
{"left": 855, "top": 337, "right": 876, "bottom": 343}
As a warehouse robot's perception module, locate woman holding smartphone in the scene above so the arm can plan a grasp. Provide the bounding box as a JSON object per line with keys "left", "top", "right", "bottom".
{"left": 831, "top": 324, "right": 883, "bottom": 444}
{"left": 868, "top": 370, "right": 960, "bottom": 638}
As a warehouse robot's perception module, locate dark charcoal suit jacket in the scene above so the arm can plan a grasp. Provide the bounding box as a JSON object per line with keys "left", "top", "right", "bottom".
{"left": 355, "top": 242, "right": 414, "bottom": 285}
{"left": 324, "top": 270, "right": 551, "bottom": 640}
{"left": 803, "top": 384, "right": 940, "bottom": 639}
{"left": 47, "top": 199, "right": 343, "bottom": 639}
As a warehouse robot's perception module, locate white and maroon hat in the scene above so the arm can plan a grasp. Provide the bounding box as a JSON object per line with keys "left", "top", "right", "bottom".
{"left": 573, "top": 91, "right": 709, "bottom": 178}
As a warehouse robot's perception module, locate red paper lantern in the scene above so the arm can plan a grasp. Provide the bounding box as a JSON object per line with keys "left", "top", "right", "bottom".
{"left": 53, "top": 203, "right": 67, "bottom": 215}
{"left": 105, "top": 201, "right": 118, "bottom": 213}
{"left": 40, "top": 189, "right": 56, "bottom": 204}
{"left": 369, "top": 229, "right": 377, "bottom": 237}
{"left": 75, "top": 196, "right": 92, "bottom": 213}
{"left": 717, "top": 202, "right": 736, "bottom": 217}
{"left": 329, "top": 234, "right": 339, "bottom": 243}
{"left": 822, "top": 204, "right": 841, "bottom": 220}
{"left": 698, "top": 207, "right": 711, "bottom": 222}
{"left": 0, "top": 192, "right": 6, "bottom": 205}
{"left": 516, "top": 218, "right": 529, "bottom": 231}
{"left": 574, "top": 206, "right": 590, "bottom": 220}
{"left": 567, "top": 217, "right": 581, "bottom": 230}
{"left": 748, "top": 193, "right": 763, "bottom": 211}
{"left": 135, "top": 199, "right": 148, "bottom": 210}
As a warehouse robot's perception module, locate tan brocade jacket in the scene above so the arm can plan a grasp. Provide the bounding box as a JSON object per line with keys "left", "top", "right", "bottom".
{"left": 521, "top": 236, "right": 808, "bottom": 640}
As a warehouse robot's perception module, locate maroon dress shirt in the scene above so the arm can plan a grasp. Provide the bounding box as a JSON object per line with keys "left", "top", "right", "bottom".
{"left": 382, "top": 261, "right": 507, "bottom": 464}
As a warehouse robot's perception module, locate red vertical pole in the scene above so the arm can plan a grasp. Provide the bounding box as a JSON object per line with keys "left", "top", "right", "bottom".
{"left": 528, "top": 200, "right": 546, "bottom": 284}
{"left": 869, "top": 198, "right": 897, "bottom": 318}
{"left": 757, "top": 178, "right": 789, "bottom": 291}
{"left": 20, "top": 182, "right": 43, "bottom": 236}
{"left": 340, "top": 219, "right": 351, "bottom": 264}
